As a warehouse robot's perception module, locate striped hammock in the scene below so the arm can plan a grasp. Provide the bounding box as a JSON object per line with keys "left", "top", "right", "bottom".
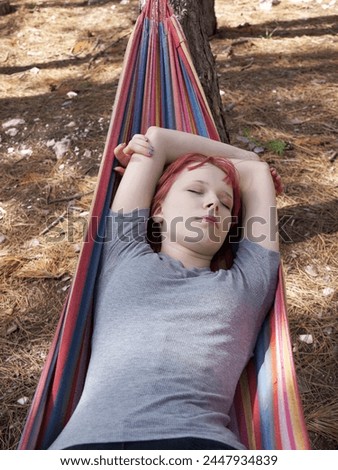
{"left": 18, "top": 0, "right": 310, "bottom": 450}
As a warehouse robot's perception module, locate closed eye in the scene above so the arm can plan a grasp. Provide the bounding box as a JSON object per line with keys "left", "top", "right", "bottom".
{"left": 221, "top": 201, "right": 231, "bottom": 210}
{"left": 187, "top": 189, "right": 202, "bottom": 194}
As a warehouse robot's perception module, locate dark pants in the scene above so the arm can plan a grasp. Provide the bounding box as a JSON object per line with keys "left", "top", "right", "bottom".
{"left": 64, "top": 437, "right": 237, "bottom": 450}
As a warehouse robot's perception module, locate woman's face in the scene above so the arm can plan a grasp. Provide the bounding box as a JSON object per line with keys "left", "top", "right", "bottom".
{"left": 154, "top": 163, "right": 234, "bottom": 258}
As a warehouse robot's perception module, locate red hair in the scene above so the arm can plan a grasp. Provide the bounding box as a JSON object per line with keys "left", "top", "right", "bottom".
{"left": 147, "top": 153, "right": 242, "bottom": 271}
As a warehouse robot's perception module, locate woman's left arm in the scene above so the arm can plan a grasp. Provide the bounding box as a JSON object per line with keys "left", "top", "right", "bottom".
{"left": 232, "top": 160, "right": 279, "bottom": 252}
{"left": 148, "top": 127, "right": 260, "bottom": 163}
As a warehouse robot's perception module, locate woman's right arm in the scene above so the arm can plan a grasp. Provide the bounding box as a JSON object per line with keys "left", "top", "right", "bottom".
{"left": 111, "top": 128, "right": 167, "bottom": 213}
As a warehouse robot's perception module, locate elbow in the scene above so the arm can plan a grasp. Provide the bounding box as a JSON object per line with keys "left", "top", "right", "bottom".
{"left": 145, "top": 126, "right": 161, "bottom": 140}
{"left": 254, "top": 160, "right": 270, "bottom": 171}
{"left": 250, "top": 161, "right": 271, "bottom": 176}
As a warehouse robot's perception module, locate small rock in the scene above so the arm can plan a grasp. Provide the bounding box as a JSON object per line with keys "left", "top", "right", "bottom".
{"left": 25, "top": 238, "right": 40, "bottom": 248}
{"left": 53, "top": 138, "right": 71, "bottom": 159}
{"left": 83, "top": 149, "right": 91, "bottom": 158}
{"left": 17, "top": 397, "right": 29, "bottom": 406}
{"left": 322, "top": 287, "right": 334, "bottom": 297}
{"left": 0, "top": 207, "right": 7, "bottom": 219}
{"left": 67, "top": 91, "right": 78, "bottom": 99}
{"left": 2, "top": 118, "right": 25, "bottom": 129}
{"left": 248, "top": 142, "right": 256, "bottom": 151}
{"left": 5, "top": 128, "right": 19, "bottom": 137}
{"left": 323, "top": 327, "right": 333, "bottom": 336}
{"left": 290, "top": 117, "right": 306, "bottom": 125}
{"left": 224, "top": 102, "right": 236, "bottom": 112}
{"left": 46, "top": 139, "right": 55, "bottom": 147}
{"left": 73, "top": 243, "right": 81, "bottom": 253}
{"left": 236, "top": 135, "right": 250, "bottom": 145}
{"left": 66, "top": 121, "right": 76, "bottom": 128}
{"left": 18, "top": 148, "right": 33, "bottom": 157}
{"left": 253, "top": 146, "right": 265, "bottom": 154}
{"left": 29, "top": 67, "right": 40, "bottom": 74}
{"left": 299, "top": 334, "right": 313, "bottom": 345}
{"left": 304, "top": 265, "right": 318, "bottom": 277}
{"left": 7, "top": 147, "right": 15, "bottom": 154}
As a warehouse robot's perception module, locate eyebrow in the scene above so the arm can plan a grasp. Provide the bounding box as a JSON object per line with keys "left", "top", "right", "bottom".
{"left": 191, "top": 180, "right": 233, "bottom": 200}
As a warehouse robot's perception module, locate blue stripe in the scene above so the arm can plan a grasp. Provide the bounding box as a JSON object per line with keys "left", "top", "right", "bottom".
{"left": 159, "top": 22, "right": 175, "bottom": 129}
{"left": 254, "top": 318, "right": 276, "bottom": 449}
{"left": 179, "top": 57, "right": 208, "bottom": 137}
{"left": 131, "top": 18, "right": 150, "bottom": 135}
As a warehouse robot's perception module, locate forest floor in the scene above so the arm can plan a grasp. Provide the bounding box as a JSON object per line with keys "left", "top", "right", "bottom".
{"left": 0, "top": 0, "right": 337, "bottom": 450}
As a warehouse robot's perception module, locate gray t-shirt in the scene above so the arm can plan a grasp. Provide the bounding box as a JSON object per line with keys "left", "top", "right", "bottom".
{"left": 49, "top": 208, "right": 280, "bottom": 450}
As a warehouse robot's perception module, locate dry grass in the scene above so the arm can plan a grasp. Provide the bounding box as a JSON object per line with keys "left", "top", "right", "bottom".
{"left": 0, "top": 0, "right": 337, "bottom": 449}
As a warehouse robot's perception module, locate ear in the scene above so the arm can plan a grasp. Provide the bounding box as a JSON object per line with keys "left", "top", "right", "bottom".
{"left": 152, "top": 206, "right": 164, "bottom": 224}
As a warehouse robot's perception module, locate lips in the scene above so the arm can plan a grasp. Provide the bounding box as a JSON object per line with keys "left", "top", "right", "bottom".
{"left": 203, "top": 215, "right": 218, "bottom": 223}
{"left": 197, "top": 215, "right": 220, "bottom": 228}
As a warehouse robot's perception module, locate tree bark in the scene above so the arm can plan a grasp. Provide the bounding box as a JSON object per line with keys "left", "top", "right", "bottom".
{"left": 169, "top": 0, "right": 229, "bottom": 142}
{"left": 201, "top": 0, "right": 217, "bottom": 37}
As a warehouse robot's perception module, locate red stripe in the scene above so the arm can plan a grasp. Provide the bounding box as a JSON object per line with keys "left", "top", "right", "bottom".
{"left": 270, "top": 301, "right": 283, "bottom": 449}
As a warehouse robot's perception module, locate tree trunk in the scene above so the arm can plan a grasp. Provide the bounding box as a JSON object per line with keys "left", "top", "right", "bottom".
{"left": 201, "top": 0, "right": 217, "bottom": 37}
{"left": 170, "top": 0, "right": 228, "bottom": 142}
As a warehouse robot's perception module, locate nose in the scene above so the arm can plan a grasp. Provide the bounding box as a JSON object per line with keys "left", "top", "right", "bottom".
{"left": 204, "top": 196, "right": 219, "bottom": 212}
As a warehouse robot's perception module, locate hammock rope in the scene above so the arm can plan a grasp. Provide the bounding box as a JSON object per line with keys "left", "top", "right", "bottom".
{"left": 19, "top": 0, "right": 310, "bottom": 450}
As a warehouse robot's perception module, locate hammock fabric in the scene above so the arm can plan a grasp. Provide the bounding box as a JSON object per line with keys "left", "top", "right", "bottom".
{"left": 19, "top": 0, "right": 310, "bottom": 450}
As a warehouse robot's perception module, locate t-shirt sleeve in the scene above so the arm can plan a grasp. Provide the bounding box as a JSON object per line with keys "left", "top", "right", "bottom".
{"left": 230, "top": 238, "right": 280, "bottom": 349}
{"left": 99, "top": 208, "right": 151, "bottom": 272}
